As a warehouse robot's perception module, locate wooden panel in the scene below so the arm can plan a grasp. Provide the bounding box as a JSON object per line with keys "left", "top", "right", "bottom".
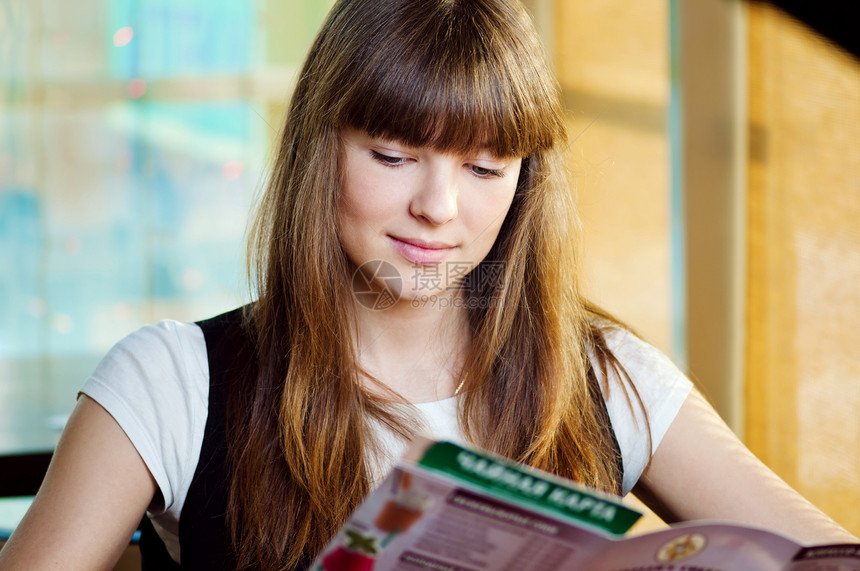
{"left": 745, "top": 2, "right": 860, "bottom": 535}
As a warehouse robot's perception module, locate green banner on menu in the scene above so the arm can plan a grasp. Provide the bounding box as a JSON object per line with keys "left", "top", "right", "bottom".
{"left": 417, "top": 441, "right": 641, "bottom": 536}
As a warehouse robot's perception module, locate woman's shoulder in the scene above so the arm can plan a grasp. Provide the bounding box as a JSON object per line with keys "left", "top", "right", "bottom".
{"left": 106, "top": 318, "right": 206, "bottom": 367}
{"left": 589, "top": 323, "right": 690, "bottom": 393}
{"left": 82, "top": 318, "right": 209, "bottom": 407}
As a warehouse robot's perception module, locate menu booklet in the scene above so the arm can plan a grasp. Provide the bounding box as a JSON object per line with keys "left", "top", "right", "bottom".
{"left": 312, "top": 438, "right": 860, "bottom": 571}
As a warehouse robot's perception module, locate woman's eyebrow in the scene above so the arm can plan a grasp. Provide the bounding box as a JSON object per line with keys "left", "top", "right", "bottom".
{"left": 368, "top": 134, "right": 414, "bottom": 149}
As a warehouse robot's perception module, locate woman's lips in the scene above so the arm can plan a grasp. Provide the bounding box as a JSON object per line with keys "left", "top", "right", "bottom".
{"left": 388, "top": 235, "right": 456, "bottom": 265}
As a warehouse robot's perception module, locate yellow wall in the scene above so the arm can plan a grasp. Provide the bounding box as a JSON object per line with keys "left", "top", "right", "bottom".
{"left": 554, "top": 0, "right": 673, "bottom": 356}
{"left": 746, "top": 2, "right": 860, "bottom": 535}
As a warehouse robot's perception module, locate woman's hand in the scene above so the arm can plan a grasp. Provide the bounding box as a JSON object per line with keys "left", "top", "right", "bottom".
{"left": 0, "top": 395, "right": 157, "bottom": 570}
{"left": 633, "top": 389, "right": 858, "bottom": 544}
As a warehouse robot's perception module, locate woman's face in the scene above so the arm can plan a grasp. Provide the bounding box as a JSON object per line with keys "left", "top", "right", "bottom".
{"left": 338, "top": 128, "right": 522, "bottom": 304}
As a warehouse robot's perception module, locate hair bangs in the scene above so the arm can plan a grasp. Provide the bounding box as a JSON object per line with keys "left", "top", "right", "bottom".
{"left": 334, "top": 0, "right": 565, "bottom": 158}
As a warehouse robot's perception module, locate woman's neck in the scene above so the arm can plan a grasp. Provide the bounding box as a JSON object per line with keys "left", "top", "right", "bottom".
{"left": 351, "top": 294, "right": 470, "bottom": 403}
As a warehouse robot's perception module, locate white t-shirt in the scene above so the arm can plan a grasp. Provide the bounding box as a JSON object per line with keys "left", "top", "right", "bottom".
{"left": 80, "top": 319, "right": 692, "bottom": 563}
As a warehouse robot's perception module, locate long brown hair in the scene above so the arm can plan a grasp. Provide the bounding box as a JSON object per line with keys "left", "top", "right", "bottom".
{"left": 235, "top": 0, "right": 635, "bottom": 567}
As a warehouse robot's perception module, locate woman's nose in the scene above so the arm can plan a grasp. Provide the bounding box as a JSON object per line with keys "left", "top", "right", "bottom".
{"left": 409, "top": 167, "right": 459, "bottom": 226}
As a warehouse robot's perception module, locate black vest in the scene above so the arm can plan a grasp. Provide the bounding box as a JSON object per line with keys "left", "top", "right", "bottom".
{"left": 139, "top": 307, "right": 624, "bottom": 569}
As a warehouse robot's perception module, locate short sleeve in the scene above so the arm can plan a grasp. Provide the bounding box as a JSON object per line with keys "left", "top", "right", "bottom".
{"left": 593, "top": 327, "right": 693, "bottom": 495}
{"left": 79, "top": 320, "right": 209, "bottom": 520}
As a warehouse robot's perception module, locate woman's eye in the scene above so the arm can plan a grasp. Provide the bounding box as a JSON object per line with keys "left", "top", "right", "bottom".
{"left": 470, "top": 164, "right": 505, "bottom": 178}
{"left": 371, "top": 150, "right": 407, "bottom": 167}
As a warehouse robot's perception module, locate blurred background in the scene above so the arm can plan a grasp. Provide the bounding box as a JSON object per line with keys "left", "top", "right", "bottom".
{"left": 0, "top": 0, "right": 857, "bottom": 556}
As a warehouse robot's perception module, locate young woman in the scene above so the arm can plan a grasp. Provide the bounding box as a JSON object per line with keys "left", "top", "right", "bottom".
{"left": 1, "top": 0, "right": 855, "bottom": 569}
